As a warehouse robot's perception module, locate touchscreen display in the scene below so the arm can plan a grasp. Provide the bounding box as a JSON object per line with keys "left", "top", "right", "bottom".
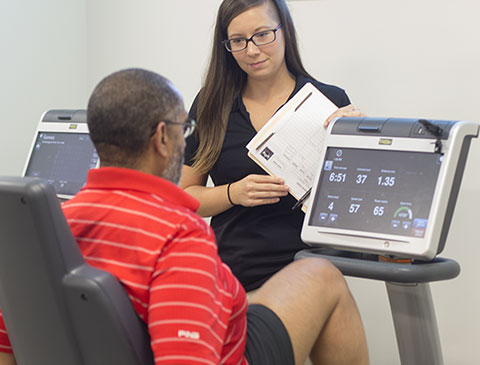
{"left": 25, "top": 132, "right": 99, "bottom": 196}
{"left": 308, "top": 147, "right": 442, "bottom": 238}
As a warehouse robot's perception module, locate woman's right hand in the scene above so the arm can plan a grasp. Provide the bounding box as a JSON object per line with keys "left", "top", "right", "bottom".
{"left": 228, "top": 174, "right": 290, "bottom": 207}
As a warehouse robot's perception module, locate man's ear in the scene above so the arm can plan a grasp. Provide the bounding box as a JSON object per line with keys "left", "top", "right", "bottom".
{"left": 152, "top": 122, "right": 169, "bottom": 158}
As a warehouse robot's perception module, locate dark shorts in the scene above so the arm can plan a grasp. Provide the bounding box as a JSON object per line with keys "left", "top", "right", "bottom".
{"left": 244, "top": 304, "right": 295, "bottom": 365}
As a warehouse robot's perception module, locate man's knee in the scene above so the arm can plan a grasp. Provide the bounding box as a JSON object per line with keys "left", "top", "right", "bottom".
{"left": 251, "top": 257, "right": 348, "bottom": 307}
{"left": 288, "top": 257, "right": 348, "bottom": 296}
{"left": 292, "top": 257, "right": 343, "bottom": 282}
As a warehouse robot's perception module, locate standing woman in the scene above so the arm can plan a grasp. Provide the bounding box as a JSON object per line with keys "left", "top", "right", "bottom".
{"left": 181, "top": 0, "right": 362, "bottom": 291}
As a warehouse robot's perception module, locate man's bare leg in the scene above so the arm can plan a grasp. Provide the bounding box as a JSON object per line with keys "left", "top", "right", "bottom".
{"left": 248, "top": 257, "right": 369, "bottom": 365}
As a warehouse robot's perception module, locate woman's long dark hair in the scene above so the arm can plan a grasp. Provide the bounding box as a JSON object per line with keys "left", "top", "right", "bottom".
{"left": 192, "top": 0, "right": 312, "bottom": 173}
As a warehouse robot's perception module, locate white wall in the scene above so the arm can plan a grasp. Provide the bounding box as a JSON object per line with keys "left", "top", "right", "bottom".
{"left": 2, "top": 0, "right": 479, "bottom": 363}
{"left": 85, "top": 0, "right": 220, "bottom": 110}
{"left": 0, "top": 0, "right": 87, "bottom": 175}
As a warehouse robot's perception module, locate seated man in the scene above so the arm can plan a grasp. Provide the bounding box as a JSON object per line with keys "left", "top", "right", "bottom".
{"left": 0, "top": 69, "right": 368, "bottom": 365}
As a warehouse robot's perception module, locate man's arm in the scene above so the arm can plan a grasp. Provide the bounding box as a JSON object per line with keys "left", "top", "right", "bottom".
{"left": 0, "top": 313, "right": 14, "bottom": 364}
{"left": 0, "top": 353, "right": 15, "bottom": 365}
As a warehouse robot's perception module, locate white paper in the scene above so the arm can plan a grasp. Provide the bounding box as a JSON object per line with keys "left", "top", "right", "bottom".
{"left": 247, "top": 83, "right": 338, "bottom": 208}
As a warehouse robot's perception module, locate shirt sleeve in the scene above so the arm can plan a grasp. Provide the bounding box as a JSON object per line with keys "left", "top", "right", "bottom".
{"left": 0, "top": 311, "right": 13, "bottom": 354}
{"left": 337, "top": 89, "right": 351, "bottom": 108}
{"left": 147, "top": 220, "right": 236, "bottom": 365}
{"left": 310, "top": 80, "right": 351, "bottom": 109}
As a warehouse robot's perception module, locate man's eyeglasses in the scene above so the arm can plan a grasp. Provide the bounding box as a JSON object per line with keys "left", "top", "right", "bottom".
{"left": 222, "top": 24, "right": 282, "bottom": 52}
{"left": 150, "top": 118, "right": 196, "bottom": 138}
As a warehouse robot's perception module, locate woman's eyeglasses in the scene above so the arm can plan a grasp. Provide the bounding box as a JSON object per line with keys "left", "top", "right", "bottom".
{"left": 222, "top": 24, "right": 282, "bottom": 52}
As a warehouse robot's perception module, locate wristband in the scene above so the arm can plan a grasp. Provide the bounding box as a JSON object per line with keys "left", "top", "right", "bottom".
{"left": 227, "top": 183, "right": 237, "bottom": 206}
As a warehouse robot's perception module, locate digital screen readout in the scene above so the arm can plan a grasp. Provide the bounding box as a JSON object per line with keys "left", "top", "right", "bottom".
{"left": 308, "top": 147, "right": 442, "bottom": 237}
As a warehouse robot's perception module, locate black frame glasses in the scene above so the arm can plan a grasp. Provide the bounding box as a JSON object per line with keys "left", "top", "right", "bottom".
{"left": 222, "top": 24, "right": 282, "bottom": 52}
{"left": 150, "top": 118, "right": 196, "bottom": 138}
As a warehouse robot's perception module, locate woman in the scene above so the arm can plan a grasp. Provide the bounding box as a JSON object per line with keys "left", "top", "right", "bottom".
{"left": 181, "top": 0, "right": 362, "bottom": 291}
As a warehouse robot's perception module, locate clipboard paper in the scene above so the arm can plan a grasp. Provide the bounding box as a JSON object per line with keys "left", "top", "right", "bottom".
{"left": 246, "top": 83, "right": 338, "bottom": 209}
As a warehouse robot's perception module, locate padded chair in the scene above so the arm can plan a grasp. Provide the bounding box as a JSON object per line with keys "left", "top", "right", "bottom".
{"left": 0, "top": 177, "right": 154, "bottom": 365}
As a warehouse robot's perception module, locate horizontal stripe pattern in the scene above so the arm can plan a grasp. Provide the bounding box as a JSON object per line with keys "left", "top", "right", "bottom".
{"left": 0, "top": 168, "right": 248, "bottom": 363}
{"left": 64, "top": 169, "right": 248, "bottom": 364}
{"left": 0, "top": 314, "right": 11, "bottom": 353}
{"left": 154, "top": 355, "right": 217, "bottom": 365}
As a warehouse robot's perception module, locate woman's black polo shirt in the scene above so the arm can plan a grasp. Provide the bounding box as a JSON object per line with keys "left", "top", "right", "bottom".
{"left": 185, "top": 74, "right": 350, "bottom": 291}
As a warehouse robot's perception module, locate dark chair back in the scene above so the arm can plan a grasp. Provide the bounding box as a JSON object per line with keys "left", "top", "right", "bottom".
{"left": 0, "top": 177, "right": 154, "bottom": 364}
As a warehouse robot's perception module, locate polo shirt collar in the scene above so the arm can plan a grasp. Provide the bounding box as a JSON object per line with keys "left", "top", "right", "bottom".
{"left": 83, "top": 167, "right": 200, "bottom": 212}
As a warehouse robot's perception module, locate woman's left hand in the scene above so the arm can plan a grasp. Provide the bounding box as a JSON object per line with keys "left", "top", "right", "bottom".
{"left": 324, "top": 104, "right": 366, "bottom": 127}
